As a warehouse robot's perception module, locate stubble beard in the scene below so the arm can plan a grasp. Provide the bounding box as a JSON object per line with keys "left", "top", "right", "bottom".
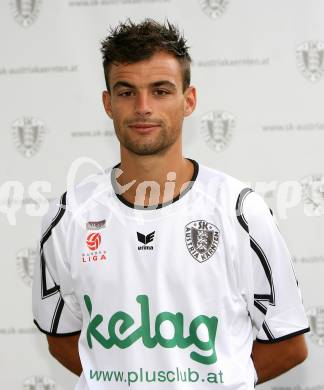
{"left": 115, "top": 123, "right": 180, "bottom": 156}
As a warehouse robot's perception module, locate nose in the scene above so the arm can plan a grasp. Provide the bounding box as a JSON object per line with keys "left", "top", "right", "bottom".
{"left": 135, "top": 91, "right": 152, "bottom": 116}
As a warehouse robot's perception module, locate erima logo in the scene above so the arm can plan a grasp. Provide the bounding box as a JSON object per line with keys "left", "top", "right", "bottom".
{"left": 137, "top": 231, "right": 155, "bottom": 251}
{"left": 84, "top": 294, "right": 218, "bottom": 365}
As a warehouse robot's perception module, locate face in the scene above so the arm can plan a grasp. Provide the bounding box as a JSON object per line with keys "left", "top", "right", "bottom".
{"left": 102, "top": 51, "right": 196, "bottom": 156}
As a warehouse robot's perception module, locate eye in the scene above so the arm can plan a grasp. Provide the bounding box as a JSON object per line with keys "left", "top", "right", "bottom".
{"left": 154, "top": 89, "right": 170, "bottom": 96}
{"left": 118, "top": 91, "right": 135, "bottom": 97}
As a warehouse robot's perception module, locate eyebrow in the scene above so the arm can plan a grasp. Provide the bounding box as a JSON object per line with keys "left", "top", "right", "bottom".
{"left": 112, "top": 80, "right": 177, "bottom": 91}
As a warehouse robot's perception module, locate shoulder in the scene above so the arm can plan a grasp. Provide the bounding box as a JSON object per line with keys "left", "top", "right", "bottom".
{"left": 42, "top": 167, "right": 113, "bottom": 232}
{"left": 65, "top": 167, "right": 113, "bottom": 209}
{"left": 195, "top": 163, "right": 252, "bottom": 210}
{"left": 40, "top": 192, "right": 68, "bottom": 235}
{"left": 195, "top": 162, "right": 272, "bottom": 223}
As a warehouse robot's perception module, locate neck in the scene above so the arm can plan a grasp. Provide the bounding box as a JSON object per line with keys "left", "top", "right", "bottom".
{"left": 114, "top": 145, "right": 195, "bottom": 207}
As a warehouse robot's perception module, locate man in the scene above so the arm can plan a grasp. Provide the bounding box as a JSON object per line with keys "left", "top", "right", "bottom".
{"left": 32, "top": 19, "right": 309, "bottom": 389}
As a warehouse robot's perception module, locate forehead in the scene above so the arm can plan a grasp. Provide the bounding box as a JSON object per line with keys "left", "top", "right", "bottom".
{"left": 109, "top": 51, "right": 182, "bottom": 88}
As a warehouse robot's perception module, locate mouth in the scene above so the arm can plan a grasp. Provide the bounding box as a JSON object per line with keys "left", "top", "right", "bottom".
{"left": 128, "top": 123, "right": 161, "bottom": 134}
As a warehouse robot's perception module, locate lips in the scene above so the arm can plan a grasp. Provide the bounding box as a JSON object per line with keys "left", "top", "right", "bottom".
{"left": 129, "top": 123, "right": 160, "bottom": 128}
{"left": 128, "top": 123, "right": 160, "bottom": 133}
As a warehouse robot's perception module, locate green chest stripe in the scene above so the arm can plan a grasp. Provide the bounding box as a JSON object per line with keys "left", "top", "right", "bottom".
{"left": 84, "top": 294, "right": 218, "bottom": 365}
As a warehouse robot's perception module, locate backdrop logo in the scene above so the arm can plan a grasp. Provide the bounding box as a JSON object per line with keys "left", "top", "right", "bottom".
{"left": 300, "top": 174, "right": 324, "bottom": 216}
{"left": 23, "top": 375, "right": 56, "bottom": 390}
{"left": 12, "top": 116, "right": 46, "bottom": 158}
{"left": 307, "top": 306, "right": 324, "bottom": 346}
{"left": 10, "top": 0, "right": 42, "bottom": 28}
{"left": 16, "top": 248, "right": 36, "bottom": 286}
{"left": 296, "top": 41, "right": 324, "bottom": 82}
{"left": 87, "top": 232, "right": 101, "bottom": 251}
{"left": 199, "top": 0, "right": 230, "bottom": 19}
{"left": 201, "top": 110, "right": 235, "bottom": 152}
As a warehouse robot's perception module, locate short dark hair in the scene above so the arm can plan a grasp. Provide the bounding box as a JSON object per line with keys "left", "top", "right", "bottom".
{"left": 100, "top": 18, "right": 192, "bottom": 92}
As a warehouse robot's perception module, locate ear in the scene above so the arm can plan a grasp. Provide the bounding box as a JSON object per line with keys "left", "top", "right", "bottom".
{"left": 183, "top": 86, "right": 197, "bottom": 117}
{"left": 102, "top": 90, "right": 113, "bottom": 119}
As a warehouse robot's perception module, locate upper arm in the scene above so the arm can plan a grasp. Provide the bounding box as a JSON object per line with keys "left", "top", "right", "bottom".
{"left": 252, "top": 333, "right": 308, "bottom": 384}
{"left": 237, "top": 189, "right": 310, "bottom": 342}
{"left": 253, "top": 333, "right": 308, "bottom": 363}
{"left": 46, "top": 333, "right": 82, "bottom": 376}
{"left": 47, "top": 333, "right": 81, "bottom": 356}
{"left": 32, "top": 193, "right": 82, "bottom": 336}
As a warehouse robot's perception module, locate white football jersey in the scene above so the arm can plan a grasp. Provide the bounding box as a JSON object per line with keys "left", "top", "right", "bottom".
{"left": 32, "top": 159, "right": 309, "bottom": 389}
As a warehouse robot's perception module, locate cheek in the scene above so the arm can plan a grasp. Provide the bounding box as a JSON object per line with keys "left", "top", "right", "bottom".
{"left": 169, "top": 106, "right": 185, "bottom": 123}
{"left": 111, "top": 105, "right": 128, "bottom": 124}
{"left": 163, "top": 100, "right": 185, "bottom": 118}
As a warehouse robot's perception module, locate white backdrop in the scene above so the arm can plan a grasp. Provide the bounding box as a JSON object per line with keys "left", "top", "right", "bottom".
{"left": 1, "top": 0, "right": 323, "bottom": 388}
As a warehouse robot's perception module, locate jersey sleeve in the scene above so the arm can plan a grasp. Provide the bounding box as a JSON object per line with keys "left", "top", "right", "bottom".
{"left": 32, "top": 192, "right": 82, "bottom": 336}
{"left": 239, "top": 189, "right": 310, "bottom": 343}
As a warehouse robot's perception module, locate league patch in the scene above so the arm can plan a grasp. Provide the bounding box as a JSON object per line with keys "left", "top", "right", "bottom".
{"left": 86, "top": 232, "right": 102, "bottom": 251}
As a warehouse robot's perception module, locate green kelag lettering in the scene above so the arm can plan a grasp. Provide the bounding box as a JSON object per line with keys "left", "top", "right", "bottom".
{"left": 155, "top": 312, "right": 191, "bottom": 348}
{"left": 84, "top": 294, "right": 219, "bottom": 365}
{"left": 85, "top": 295, "right": 113, "bottom": 349}
{"left": 108, "top": 311, "right": 141, "bottom": 348}
{"left": 137, "top": 294, "right": 158, "bottom": 348}
{"left": 189, "top": 315, "right": 218, "bottom": 365}
{"left": 85, "top": 295, "right": 142, "bottom": 349}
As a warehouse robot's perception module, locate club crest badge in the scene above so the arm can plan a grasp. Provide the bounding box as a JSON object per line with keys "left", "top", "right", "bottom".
{"left": 12, "top": 116, "right": 46, "bottom": 158}
{"left": 296, "top": 41, "right": 324, "bottom": 82}
{"left": 307, "top": 306, "right": 324, "bottom": 347}
{"left": 10, "top": 0, "right": 42, "bottom": 28}
{"left": 199, "top": 0, "right": 230, "bottom": 19}
{"left": 185, "top": 220, "right": 220, "bottom": 263}
{"left": 300, "top": 174, "right": 324, "bottom": 216}
{"left": 16, "top": 248, "right": 36, "bottom": 287}
{"left": 201, "top": 110, "right": 235, "bottom": 152}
